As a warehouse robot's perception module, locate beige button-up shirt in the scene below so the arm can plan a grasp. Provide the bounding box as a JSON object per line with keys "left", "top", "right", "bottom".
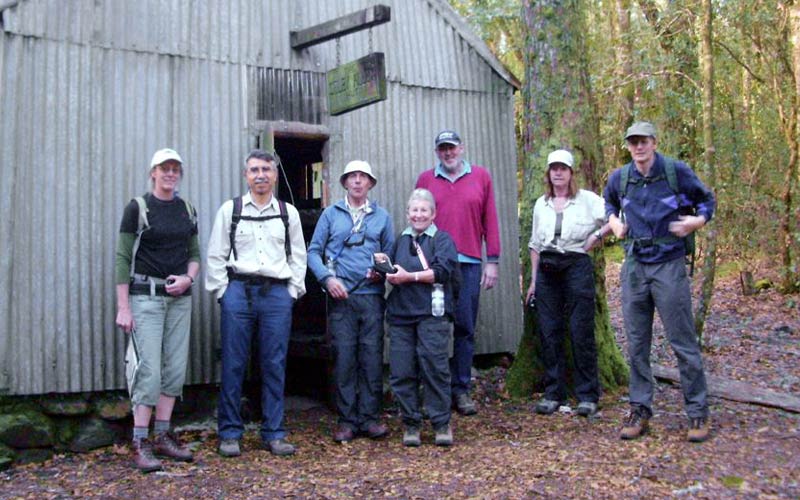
{"left": 528, "top": 189, "right": 605, "bottom": 254}
{"left": 206, "top": 192, "right": 307, "bottom": 299}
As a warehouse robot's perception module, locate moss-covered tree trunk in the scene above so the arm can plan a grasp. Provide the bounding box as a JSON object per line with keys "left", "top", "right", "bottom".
{"left": 507, "top": 0, "right": 628, "bottom": 398}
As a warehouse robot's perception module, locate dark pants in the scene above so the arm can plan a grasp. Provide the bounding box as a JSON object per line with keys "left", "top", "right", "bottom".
{"left": 450, "top": 262, "right": 481, "bottom": 397}
{"left": 389, "top": 317, "right": 452, "bottom": 428}
{"left": 217, "top": 280, "right": 294, "bottom": 442}
{"left": 622, "top": 257, "right": 708, "bottom": 418}
{"left": 535, "top": 254, "right": 599, "bottom": 403}
{"left": 329, "top": 294, "right": 385, "bottom": 432}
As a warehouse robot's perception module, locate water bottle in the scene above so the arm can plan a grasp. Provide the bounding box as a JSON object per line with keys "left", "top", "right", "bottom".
{"left": 431, "top": 284, "right": 445, "bottom": 317}
{"left": 326, "top": 258, "right": 336, "bottom": 278}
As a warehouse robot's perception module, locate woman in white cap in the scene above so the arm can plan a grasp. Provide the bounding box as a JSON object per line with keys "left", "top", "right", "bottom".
{"left": 115, "top": 148, "right": 200, "bottom": 472}
{"left": 525, "top": 149, "right": 607, "bottom": 417}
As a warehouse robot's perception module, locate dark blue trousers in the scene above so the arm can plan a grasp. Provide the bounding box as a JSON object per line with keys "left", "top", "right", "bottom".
{"left": 450, "top": 263, "right": 481, "bottom": 397}
{"left": 218, "top": 280, "right": 294, "bottom": 442}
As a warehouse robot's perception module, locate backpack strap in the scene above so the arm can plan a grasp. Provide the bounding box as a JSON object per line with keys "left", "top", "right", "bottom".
{"left": 182, "top": 198, "right": 197, "bottom": 227}
{"left": 228, "top": 196, "right": 244, "bottom": 261}
{"left": 130, "top": 195, "right": 150, "bottom": 278}
{"left": 227, "top": 197, "right": 291, "bottom": 261}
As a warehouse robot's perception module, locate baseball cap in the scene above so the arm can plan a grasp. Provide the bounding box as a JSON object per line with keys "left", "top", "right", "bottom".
{"left": 150, "top": 148, "right": 183, "bottom": 168}
{"left": 340, "top": 160, "right": 377, "bottom": 186}
{"left": 435, "top": 130, "right": 461, "bottom": 147}
{"left": 547, "top": 149, "right": 574, "bottom": 168}
{"left": 624, "top": 121, "right": 657, "bottom": 140}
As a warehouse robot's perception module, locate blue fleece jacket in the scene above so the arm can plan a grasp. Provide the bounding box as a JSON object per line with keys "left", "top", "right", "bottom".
{"left": 307, "top": 199, "right": 395, "bottom": 295}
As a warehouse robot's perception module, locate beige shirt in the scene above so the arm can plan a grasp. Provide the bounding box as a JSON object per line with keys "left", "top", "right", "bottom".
{"left": 206, "top": 192, "right": 307, "bottom": 299}
{"left": 528, "top": 189, "right": 605, "bottom": 254}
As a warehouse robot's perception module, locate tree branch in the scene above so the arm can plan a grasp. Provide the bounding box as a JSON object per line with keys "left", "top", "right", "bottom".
{"left": 714, "top": 39, "right": 765, "bottom": 84}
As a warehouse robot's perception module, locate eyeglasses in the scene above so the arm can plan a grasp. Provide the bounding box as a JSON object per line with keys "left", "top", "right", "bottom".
{"left": 157, "top": 164, "right": 182, "bottom": 174}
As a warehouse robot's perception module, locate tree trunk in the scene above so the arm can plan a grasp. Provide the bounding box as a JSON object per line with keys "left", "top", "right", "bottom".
{"left": 507, "top": 0, "right": 628, "bottom": 398}
{"left": 694, "top": 0, "right": 718, "bottom": 342}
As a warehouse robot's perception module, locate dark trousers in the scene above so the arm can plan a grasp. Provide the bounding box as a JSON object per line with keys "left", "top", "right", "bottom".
{"left": 329, "top": 294, "right": 385, "bottom": 432}
{"left": 450, "top": 263, "right": 481, "bottom": 397}
{"left": 217, "top": 280, "right": 294, "bottom": 442}
{"left": 389, "top": 316, "right": 452, "bottom": 428}
{"left": 535, "top": 254, "right": 599, "bottom": 403}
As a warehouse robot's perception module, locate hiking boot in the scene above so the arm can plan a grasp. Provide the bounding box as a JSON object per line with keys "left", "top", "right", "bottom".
{"left": 534, "top": 398, "right": 561, "bottom": 415}
{"left": 218, "top": 439, "right": 241, "bottom": 457}
{"left": 333, "top": 425, "right": 355, "bottom": 443}
{"left": 267, "top": 438, "right": 296, "bottom": 456}
{"left": 153, "top": 431, "right": 193, "bottom": 462}
{"left": 576, "top": 401, "right": 598, "bottom": 417}
{"left": 132, "top": 438, "right": 163, "bottom": 473}
{"left": 434, "top": 424, "right": 453, "bottom": 447}
{"left": 454, "top": 393, "right": 477, "bottom": 416}
{"left": 361, "top": 422, "right": 389, "bottom": 440}
{"left": 620, "top": 408, "right": 650, "bottom": 440}
{"left": 402, "top": 427, "right": 421, "bottom": 447}
{"left": 687, "top": 417, "right": 710, "bottom": 443}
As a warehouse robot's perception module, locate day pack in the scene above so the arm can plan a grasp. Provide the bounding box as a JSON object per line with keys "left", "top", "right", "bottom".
{"left": 227, "top": 196, "right": 291, "bottom": 261}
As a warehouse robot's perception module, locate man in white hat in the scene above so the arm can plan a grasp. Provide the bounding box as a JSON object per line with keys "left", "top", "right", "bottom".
{"left": 307, "top": 160, "right": 395, "bottom": 443}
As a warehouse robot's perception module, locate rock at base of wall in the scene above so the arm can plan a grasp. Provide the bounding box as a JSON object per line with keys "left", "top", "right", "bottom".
{"left": 0, "top": 443, "right": 15, "bottom": 471}
{"left": 40, "top": 393, "right": 91, "bottom": 416}
{"left": 0, "top": 410, "right": 55, "bottom": 448}
{"left": 14, "top": 447, "right": 54, "bottom": 465}
{"left": 92, "top": 393, "right": 131, "bottom": 421}
{"left": 68, "top": 418, "right": 120, "bottom": 453}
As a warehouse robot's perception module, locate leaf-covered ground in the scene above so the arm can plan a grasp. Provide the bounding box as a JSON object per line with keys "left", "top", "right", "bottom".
{"left": 1, "top": 264, "right": 798, "bottom": 499}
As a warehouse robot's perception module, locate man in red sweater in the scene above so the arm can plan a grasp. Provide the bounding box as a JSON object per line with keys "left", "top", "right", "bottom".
{"left": 416, "top": 130, "right": 501, "bottom": 415}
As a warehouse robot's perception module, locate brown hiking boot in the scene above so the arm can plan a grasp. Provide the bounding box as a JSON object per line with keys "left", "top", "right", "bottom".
{"left": 620, "top": 408, "right": 649, "bottom": 440}
{"left": 687, "top": 417, "right": 710, "bottom": 442}
{"left": 153, "top": 431, "right": 193, "bottom": 462}
{"left": 132, "top": 438, "right": 163, "bottom": 473}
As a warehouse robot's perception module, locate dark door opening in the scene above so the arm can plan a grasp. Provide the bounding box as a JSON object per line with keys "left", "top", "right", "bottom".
{"left": 272, "top": 136, "right": 333, "bottom": 401}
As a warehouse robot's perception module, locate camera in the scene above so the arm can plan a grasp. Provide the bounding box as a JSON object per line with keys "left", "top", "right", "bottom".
{"left": 526, "top": 295, "right": 536, "bottom": 309}
{"left": 372, "top": 254, "right": 397, "bottom": 275}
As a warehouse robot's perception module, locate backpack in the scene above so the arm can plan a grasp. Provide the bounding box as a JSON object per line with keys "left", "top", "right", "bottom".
{"left": 619, "top": 156, "right": 696, "bottom": 274}
{"left": 130, "top": 194, "right": 196, "bottom": 278}
{"left": 227, "top": 196, "right": 291, "bottom": 261}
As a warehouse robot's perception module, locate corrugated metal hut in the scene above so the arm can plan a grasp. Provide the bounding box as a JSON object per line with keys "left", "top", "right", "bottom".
{"left": 0, "top": 0, "right": 523, "bottom": 396}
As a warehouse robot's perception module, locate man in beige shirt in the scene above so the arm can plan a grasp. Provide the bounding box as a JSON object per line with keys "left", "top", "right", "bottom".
{"left": 206, "top": 149, "right": 307, "bottom": 458}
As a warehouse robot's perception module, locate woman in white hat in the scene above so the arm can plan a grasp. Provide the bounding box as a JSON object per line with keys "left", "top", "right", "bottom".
{"left": 525, "top": 149, "right": 607, "bottom": 417}
{"left": 114, "top": 148, "right": 200, "bottom": 472}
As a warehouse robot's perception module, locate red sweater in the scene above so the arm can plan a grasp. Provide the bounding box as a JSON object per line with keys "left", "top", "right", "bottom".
{"left": 416, "top": 165, "right": 501, "bottom": 261}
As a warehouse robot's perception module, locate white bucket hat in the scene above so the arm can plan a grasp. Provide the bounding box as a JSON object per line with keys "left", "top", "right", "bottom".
{"left": 340, "top": 160, "right": 377, "bottom": 186}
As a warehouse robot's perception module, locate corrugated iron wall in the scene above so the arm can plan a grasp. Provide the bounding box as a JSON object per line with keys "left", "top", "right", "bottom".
{"left": 0, "top": 0, "right": 522, "bottom": 395}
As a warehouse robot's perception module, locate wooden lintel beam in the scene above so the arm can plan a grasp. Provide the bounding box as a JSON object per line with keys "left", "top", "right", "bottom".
{"left": 290, "top": 5, "right": 391, "bottom": 50}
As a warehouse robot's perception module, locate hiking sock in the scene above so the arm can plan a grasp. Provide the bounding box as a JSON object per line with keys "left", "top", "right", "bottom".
{"left": 133, "top": 426, "right": 149, "bottom": 441}
{"left": 154, "top": 420, "right": 170, "bottom": 436}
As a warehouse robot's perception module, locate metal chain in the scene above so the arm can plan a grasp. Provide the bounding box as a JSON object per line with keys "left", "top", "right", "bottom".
{"left": 336, "top": 38, "right": 341, "bottom": 66}
{"left": 369, "top": 27, "right": 373, "bottom": 53}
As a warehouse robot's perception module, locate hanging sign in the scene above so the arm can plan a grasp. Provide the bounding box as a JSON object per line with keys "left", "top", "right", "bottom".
{"left": 327, "top": 52, "right": 387, "bottom": 116}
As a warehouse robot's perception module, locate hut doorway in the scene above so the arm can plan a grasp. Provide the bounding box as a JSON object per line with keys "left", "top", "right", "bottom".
{"left": 255, "top": 129, "right": 334, "bottom": 401}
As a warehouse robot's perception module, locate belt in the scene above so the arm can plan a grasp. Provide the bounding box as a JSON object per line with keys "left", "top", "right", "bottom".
{"left": 227, "top": 270, "right": 288, "bottom": 286}
{"left": 129, "top": 275, "right": 191, "bottom": 297}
